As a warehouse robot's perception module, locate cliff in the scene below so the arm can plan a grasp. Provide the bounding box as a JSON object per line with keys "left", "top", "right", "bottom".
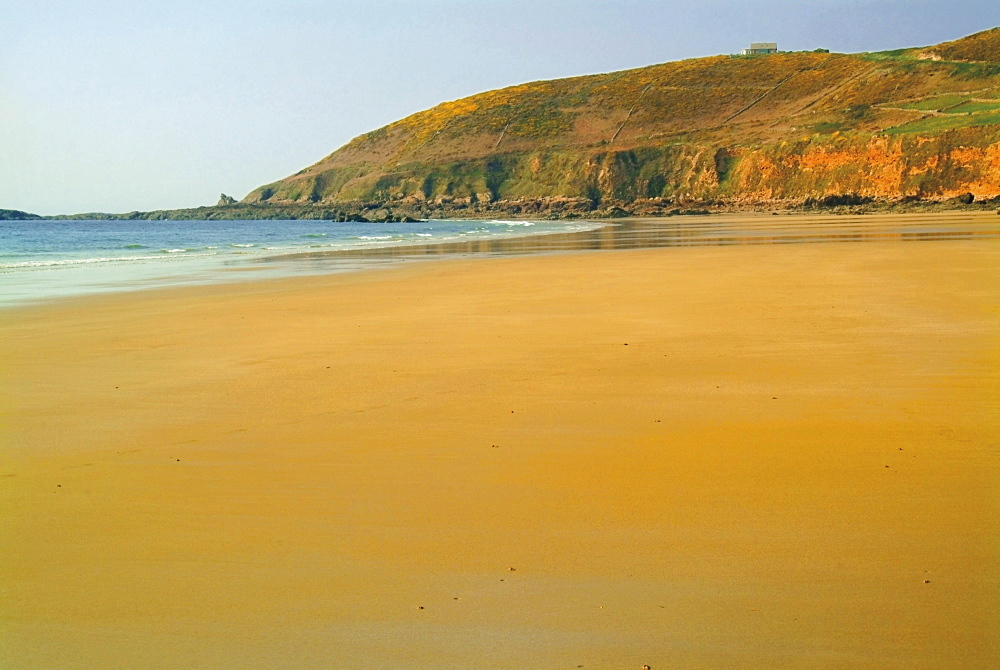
{"left": 246, "top": 28, "right": 1000, "bottom": 213}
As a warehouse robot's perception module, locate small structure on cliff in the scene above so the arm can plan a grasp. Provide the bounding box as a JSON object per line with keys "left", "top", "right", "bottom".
{"left": 742, "top": 42, "right": 778, "bottom": 55}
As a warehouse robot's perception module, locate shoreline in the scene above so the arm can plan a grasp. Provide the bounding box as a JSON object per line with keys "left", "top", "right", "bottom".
{"left": 0, "top": 217, "right": 603, "bottom": 309}
{"left": 9, "top": 193, "right": 1000, "bottom": 223}
{"left": 4, "top": 210, "right": 999, "bottom": 311}
{"left": 262, "top": 209, "right": 1000, "bottom": 263}
{"left": 2, "top": 217, "right": 998, "bottom": 667}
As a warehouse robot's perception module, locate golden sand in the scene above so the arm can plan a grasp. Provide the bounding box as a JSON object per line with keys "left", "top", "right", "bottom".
{"left": 1, "top": 227, "right": 998, "bottom": 667}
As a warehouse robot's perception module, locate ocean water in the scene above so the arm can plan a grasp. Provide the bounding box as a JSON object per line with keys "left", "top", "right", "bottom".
{"left": 6, "top": 213, "right": 996, "bottom": 308}
{"left": 0, "top": 218, "right": 598, "bottom": 307}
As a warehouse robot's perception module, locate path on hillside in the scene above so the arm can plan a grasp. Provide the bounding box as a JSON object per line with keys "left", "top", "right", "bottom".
{"left": 722, "top": 72, "right": 801, "bottom": 125}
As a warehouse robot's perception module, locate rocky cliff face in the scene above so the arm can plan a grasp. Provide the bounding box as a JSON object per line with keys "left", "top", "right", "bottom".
{"left": 728, "top": 129, "right": 1000, "bottom": 201}
{"left": 245, "top": 28, "right": 1000, "bottom": 211}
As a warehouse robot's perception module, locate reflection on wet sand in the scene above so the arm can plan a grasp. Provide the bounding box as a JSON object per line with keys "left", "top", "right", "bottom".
{"left": 259, "top": 212, "right": 1000, "bottom": 271}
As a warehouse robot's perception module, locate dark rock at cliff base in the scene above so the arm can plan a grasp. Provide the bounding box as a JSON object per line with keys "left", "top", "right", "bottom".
{"left": 804, "top": 193, "right": 873, "bottom": 209}
{"left": 367, "top": 209, "right": 420, "bottom": 223}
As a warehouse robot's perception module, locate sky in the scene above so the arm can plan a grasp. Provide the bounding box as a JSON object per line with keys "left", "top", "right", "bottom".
{"left": 2, "top": 0, "right": 998, "bottom": 215}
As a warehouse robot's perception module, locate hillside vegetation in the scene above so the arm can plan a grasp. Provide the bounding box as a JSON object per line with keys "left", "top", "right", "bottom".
{"left": 240, "top": 28, "right": 1000, "bottom": 216}
{"left": 915, "top": 27, "right": 1000, "bottom": 63}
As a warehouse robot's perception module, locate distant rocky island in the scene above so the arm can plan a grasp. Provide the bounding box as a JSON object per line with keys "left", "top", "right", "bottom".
{"left": 11, "top": 27, "right": 1000, "bottom": 221}
{"left": 0, "top": 209, "right": 42, "bottom": 221}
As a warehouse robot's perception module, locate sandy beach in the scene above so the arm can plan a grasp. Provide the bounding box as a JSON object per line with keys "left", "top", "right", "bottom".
{"left": 1, "top": 215, "right": 998, "bottom": 668}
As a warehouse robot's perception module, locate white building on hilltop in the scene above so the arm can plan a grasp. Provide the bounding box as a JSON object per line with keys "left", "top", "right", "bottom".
{"left": 742, "top": 42, "right": 778, "bottom": 55}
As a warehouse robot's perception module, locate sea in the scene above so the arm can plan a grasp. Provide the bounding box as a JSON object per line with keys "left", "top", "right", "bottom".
{"left": 0, "top": 218, "right": 599, "bottom": 307}
{"left": 5, "top": 212, "right": 997, "bottom": 308}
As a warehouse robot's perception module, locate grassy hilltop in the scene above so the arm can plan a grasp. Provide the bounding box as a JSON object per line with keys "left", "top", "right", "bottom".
{"left": 243, "top": 27, "right": 1000, "bottom": 216}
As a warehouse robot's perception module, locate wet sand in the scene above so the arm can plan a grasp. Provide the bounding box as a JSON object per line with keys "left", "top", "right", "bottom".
{"left": 1, "top": 215, "right": 998, "bottom": 668}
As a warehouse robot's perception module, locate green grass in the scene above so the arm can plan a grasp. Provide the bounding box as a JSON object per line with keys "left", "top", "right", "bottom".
{"left": 945, "top": 100, "right": 1000, "bottom": 113}
{"left": 895, "top": 95, "right": 970, "bottom": 111}
{"left": 885, "top": 111, "right": 1000, "bottom": 134}
{"left": 948, "top": 62, "right": 1000, "bottom": 79}
{"left": 861, "top": 48, "right": 916, "bottom": 61}
{"left": 965, "top": 112, "right": 1000, "bottom": 127}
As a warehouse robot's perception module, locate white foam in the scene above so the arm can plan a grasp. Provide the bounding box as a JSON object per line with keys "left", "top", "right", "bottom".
{"left": 1, "top": 255, "right": 167, "bottom": 269}
{"left": 0, "top": 218, "right": 598, "bottom": 306}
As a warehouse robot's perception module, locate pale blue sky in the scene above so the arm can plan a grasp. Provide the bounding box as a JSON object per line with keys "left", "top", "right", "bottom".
{"left": 3, "top": 0, "right": 998, "bottom": 214}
